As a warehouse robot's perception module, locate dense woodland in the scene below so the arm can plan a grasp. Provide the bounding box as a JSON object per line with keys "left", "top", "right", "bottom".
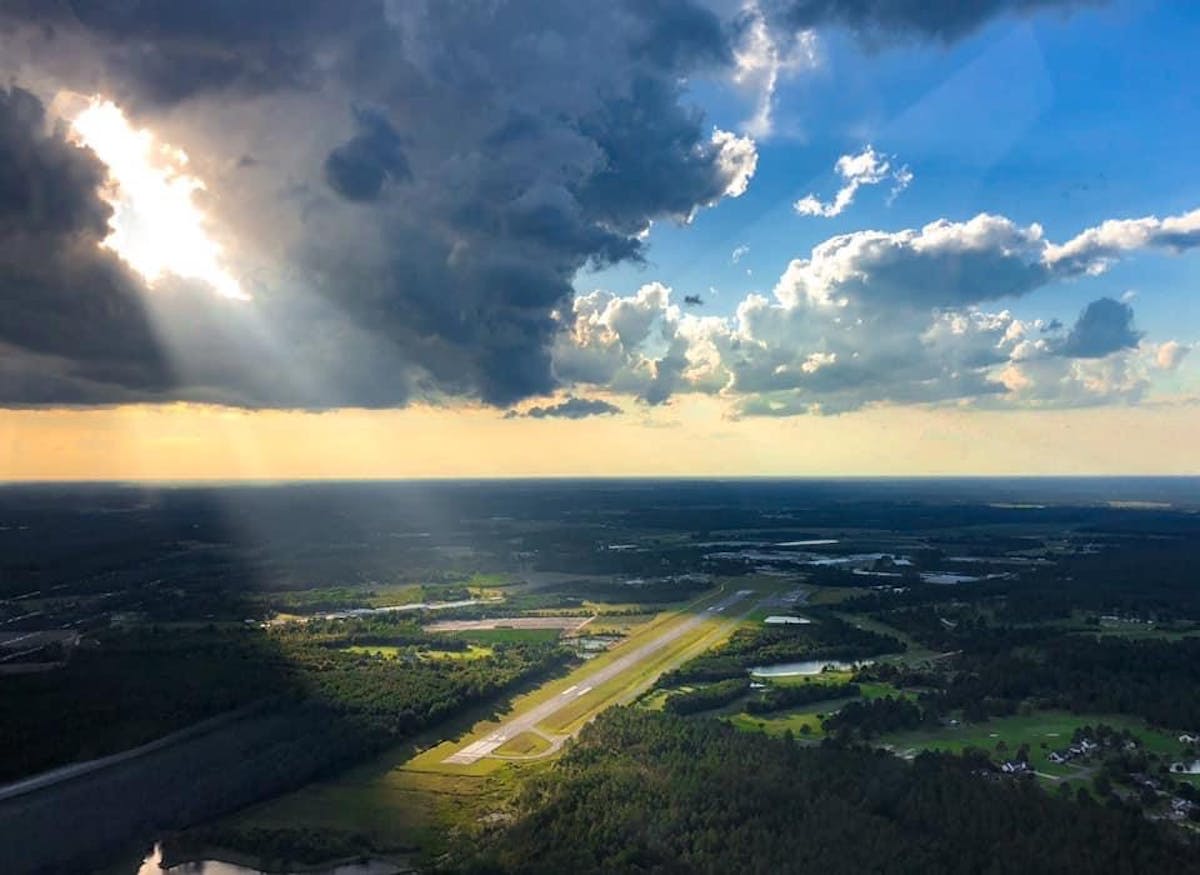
{"left": 5, "top": 481, "right": 1200, "bottom": 872}
{"left": 461, "top": 708, "right": 1197, "bottom": 874}
{"left": 0, "top": 619, "right": 571, "bottom": 781}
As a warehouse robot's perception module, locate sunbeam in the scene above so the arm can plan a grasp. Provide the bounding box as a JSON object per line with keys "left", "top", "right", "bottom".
{"left": 69, "top": 98, "right": 248, "bottom": 301}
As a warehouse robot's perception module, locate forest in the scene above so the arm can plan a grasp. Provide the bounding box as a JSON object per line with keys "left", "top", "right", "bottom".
{"left": 460, "top": 708, "right": 1197, "bottom": 874}
{"left": 0, "top": 618, "right": 571, "bottom": 782}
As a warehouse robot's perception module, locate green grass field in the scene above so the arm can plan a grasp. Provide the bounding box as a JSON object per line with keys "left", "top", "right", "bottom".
{"left": 721, "top": 678, "right": 908, "bottom": 737}
{"left": 342, "top": 644, "right": 494, "bottom": 661}
{"left": 443, "top": 628, "right": 562, "bottom": 645}
{"left": 879, "top": 710, "right": 1192, "bottom": 783}
{"left": 493, "top": 731, "right": 553, "bottom": 757}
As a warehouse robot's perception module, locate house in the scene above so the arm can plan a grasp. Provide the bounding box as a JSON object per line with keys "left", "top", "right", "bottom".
{"left": 1000, "top": 760, "right": 1031, "bottom": 775}
{"left": 1179, "top": 733, "right": 1198, "bottom": 744}
{"left": 1048, "top": 751, "right": 1068, "bottom": 765}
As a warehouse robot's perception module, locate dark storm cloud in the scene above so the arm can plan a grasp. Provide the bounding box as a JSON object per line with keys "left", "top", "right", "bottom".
{"left": 630, "top": 0, "right": 732, "bottom": 69}
{"left": 0, "top": 0, "right": 757, "bottom": 408}
{"left": 0, "top": 85, "right": 172, "bottom": 403}
{"left": 4, "top": 0, "right": 361, "bottom": 106}
{"left": 0, "top": 86, "right": 107, "bottom": 236}
{"left": 766, "top": 0, "right": 1098, "bottom": 44}
{"left": 323, "top": 106, "right": 411, "bottom": 202}
{"left": 506, "top": 396, "right": 622, "bottom": 419}
{"left": 1059, "top": 297, "right": 1142, "bottom": 359}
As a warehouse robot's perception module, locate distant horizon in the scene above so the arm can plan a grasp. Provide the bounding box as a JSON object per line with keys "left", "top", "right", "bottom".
{"left": 1, "top": 3, "right": 1198, "bottom": 481}
{"left": 4, "top": 473, "right": 1200, "bottom": 485}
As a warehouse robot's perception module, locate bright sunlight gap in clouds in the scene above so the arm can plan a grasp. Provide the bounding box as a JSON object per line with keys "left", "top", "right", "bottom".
{"left": 69, "top": 99, "right": 247, "bottom": 301}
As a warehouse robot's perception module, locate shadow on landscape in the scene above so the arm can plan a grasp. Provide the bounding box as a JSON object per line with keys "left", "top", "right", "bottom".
{"left": 0, "top": 484, "right": 568, "bottom": 873}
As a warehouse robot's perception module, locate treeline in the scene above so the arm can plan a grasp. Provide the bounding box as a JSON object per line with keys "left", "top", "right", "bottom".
{"left": 0, "top": 620, "right": 572, "bottom": 782}
{"left": 861, "top": 633, "right": 1200, "bottom": 730}
{"left": 664, "top": 679, "right": 749, "bottom": 715}
{"left": 458, "top": 708, "right": 1196, "bottom": 874}
{"left": 822, "top": 696, "right": 928, "bottom": 738}
{"left": 745, "top": 681, "right": 860, "bottom": 715}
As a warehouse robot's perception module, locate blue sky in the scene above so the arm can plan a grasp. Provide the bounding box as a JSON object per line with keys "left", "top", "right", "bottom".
{"left": 2, "top": 0, "right": 1199, "bottom": 477}
{"left": 587, "top": 1, "right": 1200, "bottom": 347}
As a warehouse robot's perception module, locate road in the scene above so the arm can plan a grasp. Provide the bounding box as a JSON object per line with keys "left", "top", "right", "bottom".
{"left": 0, "top": 700, "right": 269, "bottom": 804}
{"left": 443, "top": 589, "right": 753, "bottom": 764}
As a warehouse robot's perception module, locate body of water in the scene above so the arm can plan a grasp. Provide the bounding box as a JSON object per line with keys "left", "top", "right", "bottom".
{"left": 749, "top": 659, "right": 873, "bottom": 678}
{"left": 137, "top": 844, "right": 403, "bottom": 875}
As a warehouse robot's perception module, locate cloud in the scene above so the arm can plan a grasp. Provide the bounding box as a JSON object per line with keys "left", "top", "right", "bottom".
{"left": 766, "top": 0, "right": 1099, "bottom": 45}
{"left": 0, "top": 1, "right": 758, "bottom": 408}
{"left": 731, "top": 3, "right": 819, "bottom": 137}
{"left": 1156, "top": 340, "right": 1191, "bottom": 372}
{"left": 730, "top": 0, "right": 1093, "bottom": 137}
{"left": 731, "top": 244, "right": 750, "bottom": 263}
{"left": 0, "top": 1, "right": 1180, "bottom": 418}
{"left": 506, "top": 396, "right": 622, "bottom": 419}
{"left": 1057, "top": 297, "right": 1141, "bottom": 359}
{"left": 794, "top": 145, "right": 911, "bottom": 217}
{"left": 323, "top": 106, "right": 411, "bottom": 202}
{"left": 0, "top": 86, "right": 171, "bottom": 403}
{"left": 555, "top": 207, "right": 1200, "bottom": 415}
{"left": 1044, "top": 209, "right": 1200, "bottom": 276}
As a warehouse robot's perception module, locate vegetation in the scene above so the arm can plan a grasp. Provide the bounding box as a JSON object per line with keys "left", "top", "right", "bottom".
{"left": 660, "top": 611, "right": 903, "bottom": 685}
{"left": 663, "top": 678, "right": 750, "bottom": 715}
{"left": 823, "top": 696, "right": 928, "bottom": 739}
{"left": 0, "top": 618, "right": 571, "bottom": 782}
{"left": 745, "top": 681, "right": 861, "bottom": 715}
{"left": 461, "top": 708, "right": 1196, "bottom": 874}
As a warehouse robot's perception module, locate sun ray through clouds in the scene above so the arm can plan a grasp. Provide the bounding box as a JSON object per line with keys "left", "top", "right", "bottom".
{"left": 68, "top": 98, "right": 248, "bottom": 301}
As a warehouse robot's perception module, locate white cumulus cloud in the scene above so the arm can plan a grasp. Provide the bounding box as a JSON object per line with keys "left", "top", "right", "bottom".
{"left": 1156, "top": 340, "right": 1191, "bottom": 371}
{"left": 794, "top": 145, "right": 913, "bottom": 218}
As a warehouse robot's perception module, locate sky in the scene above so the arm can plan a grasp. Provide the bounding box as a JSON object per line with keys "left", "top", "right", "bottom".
{"left": 0, "top": 0, "right": 1197, "bottom": 479}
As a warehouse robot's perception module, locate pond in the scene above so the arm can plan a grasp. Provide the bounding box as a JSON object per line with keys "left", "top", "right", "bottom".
{"left": 920, "top": 572, "right": 980, "bottom": 585}
{"left": 749, "top": 659, "right": 873, "bottom": 678}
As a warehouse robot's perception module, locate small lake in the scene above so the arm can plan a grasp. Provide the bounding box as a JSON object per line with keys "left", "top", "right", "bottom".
{"left": 920, "top": 572, "right": 980, "bottom": 585}
{"left": 137, "top": 843, "right": 402, "bottom": 875}
{"left": 749, "top": 659, "right": 873, "bottom": 678}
